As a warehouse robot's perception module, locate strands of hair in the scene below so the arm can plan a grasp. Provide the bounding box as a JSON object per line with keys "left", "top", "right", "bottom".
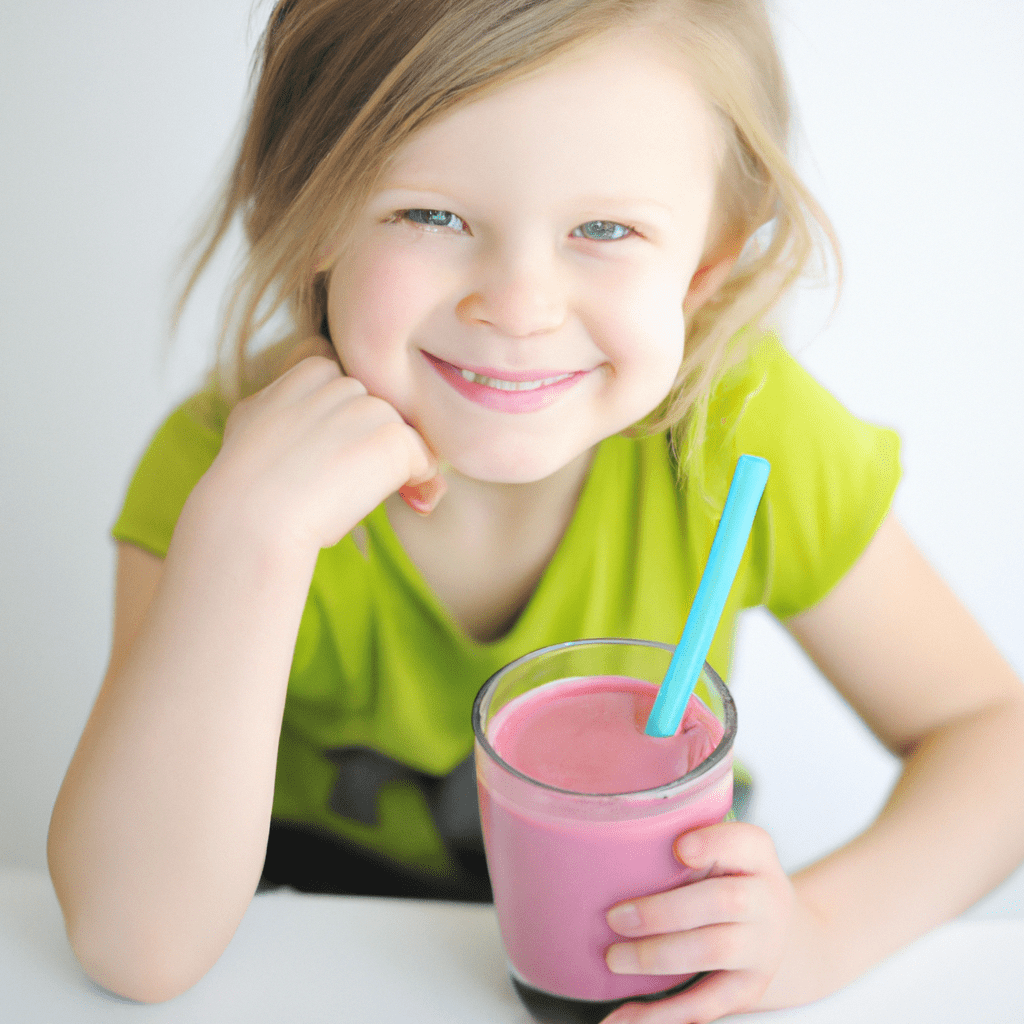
{"left": 176, "top": 0, "right": 838, "bottom": 474}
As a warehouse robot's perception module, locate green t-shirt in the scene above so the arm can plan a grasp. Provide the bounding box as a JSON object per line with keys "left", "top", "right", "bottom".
{"left": 113, "top": 333, "right": 900, "bottom": 881}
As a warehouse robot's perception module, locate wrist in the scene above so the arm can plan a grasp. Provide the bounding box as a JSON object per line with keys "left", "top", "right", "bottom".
{"left": 170, "top": 472, "right": 321, "bottom": 619}
{"left": 180, "top": 463, "right": 322, "bottom": 580}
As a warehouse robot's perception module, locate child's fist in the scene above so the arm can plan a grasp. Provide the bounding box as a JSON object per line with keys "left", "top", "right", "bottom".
{"left": 202, "top": 341, "right": 443, "bottom": 557}
{"left": 602, "top": 822, "right": 801, "bottom": 1024}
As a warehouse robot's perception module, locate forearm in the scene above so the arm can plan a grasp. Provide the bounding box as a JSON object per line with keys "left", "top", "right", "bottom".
{"left": 772, "top": 691, "right": 1024, "bottom": 1005}
{"left": 48, "top": 488, "right": 317, "bottom": 1001}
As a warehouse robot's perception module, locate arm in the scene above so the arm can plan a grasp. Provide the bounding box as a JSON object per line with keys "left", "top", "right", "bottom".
{"left": 47, "top": 353, "right": 440, "bottom": 1003}
{"left": 601, "top": 514, "right": 1024, "bottom": 1022}
{"left": 768, "top": 512, "right": 1024, "bottom": 1002}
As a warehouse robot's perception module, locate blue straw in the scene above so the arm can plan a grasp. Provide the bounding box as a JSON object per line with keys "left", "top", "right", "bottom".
{"left": 645, "top": 454, "right": 770, "bottom": 737}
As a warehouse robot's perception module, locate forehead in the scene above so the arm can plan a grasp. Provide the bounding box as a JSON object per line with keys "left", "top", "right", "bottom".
{"left": 380, "top": 27, "right": 721, "bottom": 206}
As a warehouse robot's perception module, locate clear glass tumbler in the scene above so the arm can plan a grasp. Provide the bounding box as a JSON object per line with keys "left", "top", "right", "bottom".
{"left": 473, "top": 638, "right": 736, "bottom": 1024}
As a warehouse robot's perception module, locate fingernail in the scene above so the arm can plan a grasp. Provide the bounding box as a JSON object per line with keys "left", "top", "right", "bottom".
{"left": 606, "top": 943, "right": 640, "bottom": 974}
{"left": 675, "top": 834, "right": 701, "bottom": 864}
{"left": 607, "top": 902, "right": 642, "bottom": 935}
{"left": 399, "top": 474, "right": 447, "bottom": 515}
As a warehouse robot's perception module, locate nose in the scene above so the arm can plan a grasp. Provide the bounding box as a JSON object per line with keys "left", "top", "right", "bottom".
{"left": 457, "top": 251, "right": 567, "bottom": 338}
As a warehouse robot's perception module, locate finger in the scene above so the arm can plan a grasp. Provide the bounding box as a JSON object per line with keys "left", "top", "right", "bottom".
{"left": 227, "top": 359, "right": 359, "bottom": 445}
{"left": 275, "top": 335, "right": 341, "bottom": 376}
{"left": 602, "top": 969, "right": 764, "bottom": 1024}
{"left": 607, "top": 874, "right": 757, "bottom": 937}
{"left": 399, "top": 473, "right": 447, "bottom": 515}
{"left": 278, "top": 352, "right": 347, "bottom": 395}
{"left": 674, "top": 821, "right": 780, "bottom": 877}
{"left": 248, "top": 352, "right": 349, "bottom": 415}
{"left": 365, "top": 416, "right": 440, "bottom": 498}
{"left": 607, "top": 922, "right": 755, "bottom": 975}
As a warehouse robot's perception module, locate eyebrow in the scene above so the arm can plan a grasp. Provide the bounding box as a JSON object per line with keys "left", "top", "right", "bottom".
{"left": 373, "top": 186, "right": 458, "bottom": 204}
{"left": 576, "top": 196, "right": 675, "bottom": 215}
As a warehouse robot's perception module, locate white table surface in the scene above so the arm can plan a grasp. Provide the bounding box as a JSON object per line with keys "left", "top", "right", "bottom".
{"left": 3, "top": 867, "right": 1023, "bottom": 1023}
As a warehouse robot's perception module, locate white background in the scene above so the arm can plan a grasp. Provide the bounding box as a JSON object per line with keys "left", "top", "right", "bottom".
{"left": 2, "top": 0, "right": 1022, "bottom": 917}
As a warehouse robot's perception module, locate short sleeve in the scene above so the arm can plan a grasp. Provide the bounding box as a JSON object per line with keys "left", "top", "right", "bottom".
{"left": 111, "top": 390, "right": 228, "bottom": 557}
{"left": 707, "top": 335, "right": 902, "bottom": 618}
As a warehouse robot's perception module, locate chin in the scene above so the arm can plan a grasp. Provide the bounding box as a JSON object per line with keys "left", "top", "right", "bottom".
{"left": 441, "top": 441, "right": 589, "bottom": 486}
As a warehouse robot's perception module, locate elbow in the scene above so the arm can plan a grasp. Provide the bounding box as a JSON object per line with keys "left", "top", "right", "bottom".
{"left": 48, "top": 840, "right": 239, "bottom": 1002}
{"left": 54, "top": 889, "right": 221, "bottom": 1004}
{"left": 66, "top": 917, "right": 214, "bottom": 1003}
{"left": 47, "top": 823, "right": 254, "bottom": 1001}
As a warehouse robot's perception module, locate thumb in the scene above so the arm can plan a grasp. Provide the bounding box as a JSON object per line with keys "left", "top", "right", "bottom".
{"left": 675, "top": 821, "right": 777, "bottom": 877}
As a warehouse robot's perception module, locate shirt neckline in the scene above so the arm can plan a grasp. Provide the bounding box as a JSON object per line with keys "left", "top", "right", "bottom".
{"left": 362, "top": 436, "right": 621, "bottom": 654}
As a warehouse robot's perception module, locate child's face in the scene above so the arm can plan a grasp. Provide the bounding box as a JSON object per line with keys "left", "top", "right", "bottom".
{"left": 326, "top": 27, "right": 723, "bottom": 483}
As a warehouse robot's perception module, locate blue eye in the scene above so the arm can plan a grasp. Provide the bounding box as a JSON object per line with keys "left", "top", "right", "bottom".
{"left": 572, "top": 220, "right": 633, "bottom": 241}
{"left": 403, "top": 209, "right": 467, "bottom": 232}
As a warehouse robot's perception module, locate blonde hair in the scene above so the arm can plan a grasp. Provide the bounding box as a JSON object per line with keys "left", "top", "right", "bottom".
{"left": 177, "top": 0, "right": 838, "bottom": 464}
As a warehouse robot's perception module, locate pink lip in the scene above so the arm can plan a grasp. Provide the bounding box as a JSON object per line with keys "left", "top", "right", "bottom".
{"left": 421, "top": 351, "right": 589, "bottom": 414}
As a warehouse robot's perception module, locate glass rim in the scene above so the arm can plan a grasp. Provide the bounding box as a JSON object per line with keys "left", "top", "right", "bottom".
{"left": 472, "top": 637, "right": 737, "bottom": 801}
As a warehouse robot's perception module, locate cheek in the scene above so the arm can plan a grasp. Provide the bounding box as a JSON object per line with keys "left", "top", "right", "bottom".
{"left": 594, "top": 273, "right": 687, "bottom": 383}
{"left": 326, "top": 244, "right": 444, "bottom": 381}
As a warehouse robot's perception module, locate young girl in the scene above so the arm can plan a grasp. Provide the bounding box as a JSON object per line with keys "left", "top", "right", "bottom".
{"left": 47, "top": 1, "right": 1024, "bottom": 1021}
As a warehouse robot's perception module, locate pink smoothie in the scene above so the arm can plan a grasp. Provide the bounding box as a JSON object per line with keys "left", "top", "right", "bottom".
{"left": 477, "top": 674, "right": 732, "bottom": 1002}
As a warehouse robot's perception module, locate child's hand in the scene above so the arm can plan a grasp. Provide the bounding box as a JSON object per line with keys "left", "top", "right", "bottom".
{"left": 198, "top": 338, "right": 444, "bottom": 558}
{"left": 602, "top": 822, "right": 818, "bottom": 1024}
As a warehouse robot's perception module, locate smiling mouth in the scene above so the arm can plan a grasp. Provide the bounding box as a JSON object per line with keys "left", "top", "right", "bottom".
{"left": 454, "top": 367, "right": 577, "bottom": 391}
{"left": 421, "top": 351, "right": 589, "bottom": 413}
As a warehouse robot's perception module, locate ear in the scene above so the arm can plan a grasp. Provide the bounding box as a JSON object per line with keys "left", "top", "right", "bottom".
{"left": 683, "top": 234, "right": 747, "bottom": 316}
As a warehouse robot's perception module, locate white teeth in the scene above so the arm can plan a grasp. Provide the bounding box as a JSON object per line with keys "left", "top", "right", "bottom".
{"left": 459, "top": 368, "right": 574, "bottom": 391}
